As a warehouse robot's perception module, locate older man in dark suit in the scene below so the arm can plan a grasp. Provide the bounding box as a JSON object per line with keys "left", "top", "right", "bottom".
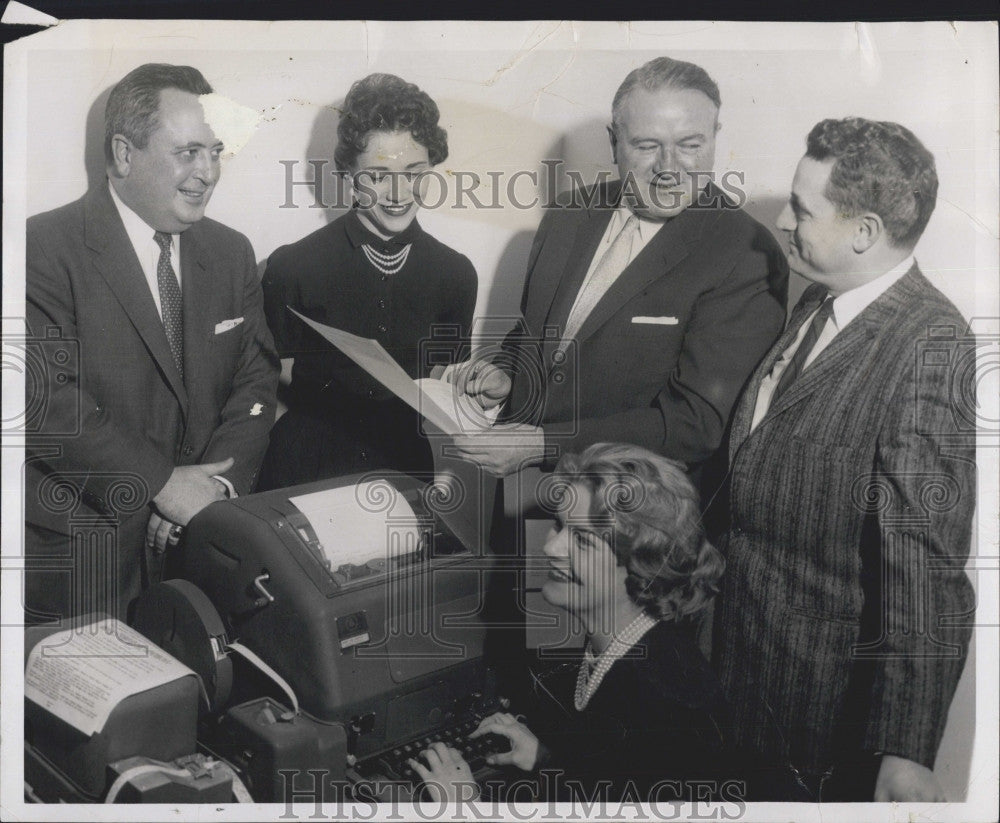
{"left": 448, "top": 56, "right": 787, "bottom": 477}
{"left": 714, "top": 118, "right": 975, "bottom": 802}
{"left": 25, "top": 64, "right": 279, "bottom": 622}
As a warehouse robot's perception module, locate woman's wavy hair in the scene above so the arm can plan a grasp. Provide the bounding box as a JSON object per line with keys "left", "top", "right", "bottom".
{"left": 553, "top": 443, "right": 724, "bottom": 622}
{"left": 334, "top": 73, "right": 448, "bottom": 172}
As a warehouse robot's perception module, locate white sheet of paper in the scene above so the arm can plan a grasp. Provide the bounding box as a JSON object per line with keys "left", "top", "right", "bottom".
{"left": 289, "top": 480, "right": 423, "bottom": 569}
{"left": 24, "top": 619, "right": 195, "bottom": 737}
{"left": 288, "top": 308, "right": 496, "bottom": 435}
{"left": 414, "top": 377, "right": 501, "bottom": 431}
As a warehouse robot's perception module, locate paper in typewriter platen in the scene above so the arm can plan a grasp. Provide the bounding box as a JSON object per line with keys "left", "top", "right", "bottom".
{"left": 289, "top": 480, "right": 423, "bottom": 569}
{"left": 24, "top": 619, "right": 196, "bottom": 737}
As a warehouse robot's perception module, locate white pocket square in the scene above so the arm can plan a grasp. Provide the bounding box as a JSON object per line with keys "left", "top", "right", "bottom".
{"left": 215, "top": 317, "right": 244, "bottom": 334}
{"left": 631, "top": 316, "right": 679, "bottom": 325}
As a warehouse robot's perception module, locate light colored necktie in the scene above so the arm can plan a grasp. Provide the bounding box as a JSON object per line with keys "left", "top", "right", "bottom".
{"left": 154, "top": 231, "right": 184, "bottom": 379}
{"left": 558, "top": 214, "right": 640, "bottom": 352}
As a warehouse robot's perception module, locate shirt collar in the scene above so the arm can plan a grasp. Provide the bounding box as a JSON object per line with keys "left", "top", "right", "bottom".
{"left": 108, "top": 179, "right": 178, "bottom": 258}
{"left": 614, "top": 205, "right": 663, "bottom": 244}
{"left": 830, "top": 255, "right": 914, "bottom": 330}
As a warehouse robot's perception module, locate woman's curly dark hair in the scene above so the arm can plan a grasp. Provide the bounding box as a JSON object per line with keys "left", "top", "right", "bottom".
{"left": 334, "top": 73, "right": 448, "bottom": 172}
{"left": 554, "top": 443, "right": 724, "bottom": 622}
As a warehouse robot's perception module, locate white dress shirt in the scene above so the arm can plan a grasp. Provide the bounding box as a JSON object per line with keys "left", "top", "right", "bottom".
{"left": 585, "top": 206, "right": 664, "bottom": 279}
{"left": 750, "top": 256, "right": 915, "bottom": 432}
{"left": 108, "top": 181, "right": 180, "bottom": 319}
{"left": 567, "top": 206, "right": 665, "bottom": 320}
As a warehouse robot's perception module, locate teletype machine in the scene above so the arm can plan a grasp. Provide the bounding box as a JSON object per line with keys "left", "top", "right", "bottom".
{"left": 24, "top": 469, "right": 525, "bottom": 804}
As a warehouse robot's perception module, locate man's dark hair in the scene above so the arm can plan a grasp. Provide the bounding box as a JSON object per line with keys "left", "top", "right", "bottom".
{"left": 611, "top": 56, "right": 721, "bottom": 131}
{"left": 806, "top": 117, "right": 938, "bottom": 250}
{"left": 334, "top": 73, "right": 448, "bottom": 173}
{"left": 104, "top": 64, "right": 213, "bottom": 165}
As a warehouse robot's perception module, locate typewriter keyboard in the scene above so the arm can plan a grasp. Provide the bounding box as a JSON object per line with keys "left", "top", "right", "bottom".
{"left": 366, "top": 718, "right": 513, "bottom": 782}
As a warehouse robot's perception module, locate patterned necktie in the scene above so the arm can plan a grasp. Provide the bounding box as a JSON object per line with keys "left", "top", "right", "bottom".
{"left": 154, "top": 231, "right": 184, "bottom": 379}
{"left": 771, "top": 293, "right": 834, "bottom": 404}
{"left": 558, "top": 214, "right": 641, "bottom": 353}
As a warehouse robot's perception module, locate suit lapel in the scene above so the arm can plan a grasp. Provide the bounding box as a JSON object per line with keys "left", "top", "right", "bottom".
{"left": 180, "top": 224, "right": 214, "bottom": 417}
{"left": 84, "top": 186, "right": 189, "bottom": 412}
{"left": 574, "top": 213, "right": 693, "bottom": 345}
{"left": 764, "top": 316, "right": 875, "bottom": 420}
{"left": 540, "top": 208, "right": 613, "bottom": 334}
{"left": 740, "top": 268, "right": 924, "bottom": 444}
{"left": 729, "top": 283, "right": 827, "bottom": 459}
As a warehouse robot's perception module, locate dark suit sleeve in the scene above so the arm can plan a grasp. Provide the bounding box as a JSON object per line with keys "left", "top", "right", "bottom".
{"left": 200, "top": 235, "right": 280, "bottom": 495}
{"left": 863, "top": 339, "right": 975, "bottom": 767}
{"left": 542, "top": 226, "right": 788, "bottom": 467}
{"left": 26, "top": 222, "right": 175, "bottom": 502}
{"left": 496, "top": 208, "right": 554, "bottom": 378}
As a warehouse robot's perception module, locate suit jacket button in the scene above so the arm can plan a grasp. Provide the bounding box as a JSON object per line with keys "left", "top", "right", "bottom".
{"left": 183, "top": 445, "right": 194, "bottom": 456}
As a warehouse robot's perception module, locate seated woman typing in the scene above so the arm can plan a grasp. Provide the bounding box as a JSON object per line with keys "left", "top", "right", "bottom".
{"left": 410, "top": 442, "right": 739, "bottom": 803}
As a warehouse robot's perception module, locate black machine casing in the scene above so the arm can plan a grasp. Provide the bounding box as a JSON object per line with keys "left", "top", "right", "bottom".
{"left": 174, "top": 472, "right": 504, "bottom": 763}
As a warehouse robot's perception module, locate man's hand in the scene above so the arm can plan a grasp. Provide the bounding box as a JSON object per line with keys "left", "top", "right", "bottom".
{"left": 450, "top": 425, "right": 545, "bottom": 476}
{"left": 874, "top": 754, "right": 946, "bottom": 802}
{"left": 146, "top": 512, "right": 184, "bottom": 554}
{"left": 409, "top": 742, "right": 479, "bottom": 804}
{"left": 450, "top": 360, "right": 511, "bottom": 410}
{"left": 470, "top": 712, "right": 540, "bottom": 772}
{"left": 152, "top": 458, "right": 233, "bottom": 526}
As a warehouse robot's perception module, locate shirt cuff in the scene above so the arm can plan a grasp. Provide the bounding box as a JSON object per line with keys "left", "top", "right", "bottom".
{"left": 212, "top": 475, "right": 237, "bottom": 499}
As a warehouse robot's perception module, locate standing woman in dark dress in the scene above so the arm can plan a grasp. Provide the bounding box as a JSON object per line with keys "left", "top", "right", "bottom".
{"left": 258, "top": 74, "right": 477, "bottom": 489}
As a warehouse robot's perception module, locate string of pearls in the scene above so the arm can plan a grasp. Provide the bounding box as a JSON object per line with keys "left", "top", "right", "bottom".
{"left": 362, "top": 243, "right": 412, "bottom": 275}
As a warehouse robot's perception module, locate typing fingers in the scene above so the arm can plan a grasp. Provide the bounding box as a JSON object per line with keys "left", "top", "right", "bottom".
{"left": 409, "top": 757, "right": 432, "bottom": 781}
{"left": 470, "top": 712, "right": 516, "bottom": 737}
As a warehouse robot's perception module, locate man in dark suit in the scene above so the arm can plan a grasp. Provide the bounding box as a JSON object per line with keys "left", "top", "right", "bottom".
{"left": 25, "top": 63, "right": 279, "bottom": 622}
{"left": 714, "top": 118, "right": 975, "bottom": 801}
{"left": 449, "top": 57, "right": 787, "bottom": 477}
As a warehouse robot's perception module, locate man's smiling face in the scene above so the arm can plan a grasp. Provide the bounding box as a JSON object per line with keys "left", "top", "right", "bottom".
{"left": 115, "top": 87, "right": 222, "bottom": 233}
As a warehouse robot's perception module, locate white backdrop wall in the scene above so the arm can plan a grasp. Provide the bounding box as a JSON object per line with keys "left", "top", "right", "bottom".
{"left": 19, "top": 23, "right": 1000, "bottom": 328}
{"left": 5, "top": 19, "right": 999, "bottom": 814}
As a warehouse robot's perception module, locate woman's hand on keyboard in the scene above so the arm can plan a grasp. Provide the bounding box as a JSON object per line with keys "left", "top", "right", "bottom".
{"left": 409, "top": 742, "right": 478, "bottom": 803}
{"left": 470, "top": 712, "right": 539, "bottom": 771}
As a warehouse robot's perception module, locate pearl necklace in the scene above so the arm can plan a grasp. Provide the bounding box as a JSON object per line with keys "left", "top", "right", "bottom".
{"left": 362, "top": 243, "right": 411, "bottom": 275}
{"left": 574, "top": 611, "right": 658, "bottom": 711}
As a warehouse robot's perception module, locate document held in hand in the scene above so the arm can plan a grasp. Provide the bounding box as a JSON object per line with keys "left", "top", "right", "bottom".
{"left": 288, "top": 308, "right": 498, "bottom": 436}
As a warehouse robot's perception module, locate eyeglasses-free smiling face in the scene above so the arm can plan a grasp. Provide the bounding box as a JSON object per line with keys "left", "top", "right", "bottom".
{"left": 776, "top": 156, "right": 861, "bottom": 288}
{"left": 541, "top": 483, "right": 630, "bottom": 628}
{"left": 610, "top": 85, "right": 719, "bottom": 220}
{"left": 113, "top": 87, "right": 223, "bottom": 234}
{"left": 350, "top": 130, "right": 431, "bottom": 239}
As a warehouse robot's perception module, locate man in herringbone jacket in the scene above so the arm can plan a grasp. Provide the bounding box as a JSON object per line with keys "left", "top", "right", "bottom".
{"left": 714, "top": 118, "right": 975, "bottom": 802}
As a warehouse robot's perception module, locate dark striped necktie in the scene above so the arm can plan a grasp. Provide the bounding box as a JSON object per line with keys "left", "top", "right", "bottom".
{"left": 771, "top": 294, "right": 834, "bottom": 404}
